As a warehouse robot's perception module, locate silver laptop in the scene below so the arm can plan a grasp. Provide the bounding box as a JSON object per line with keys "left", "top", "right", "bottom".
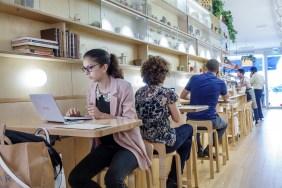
{"left": 29, "top": 94, "right": 92, "bottom": 123}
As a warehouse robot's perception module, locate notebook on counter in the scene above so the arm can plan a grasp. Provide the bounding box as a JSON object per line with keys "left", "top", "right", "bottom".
{"left": 29, "top": 94, "right": 92, "bottom": 124}
{"left": 55, "top": 124, "right": 112, "bottom": 130}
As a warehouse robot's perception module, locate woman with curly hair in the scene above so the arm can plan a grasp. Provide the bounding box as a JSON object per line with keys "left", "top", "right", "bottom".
{"left": 135, "top": 55, "right": 193, "bottom": 188}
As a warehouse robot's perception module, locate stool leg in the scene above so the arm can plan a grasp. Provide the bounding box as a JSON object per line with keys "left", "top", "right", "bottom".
{"left": 128, "top": 171, "right": 136, "bottom": 188}
{"left": 175, "top": 154, "right": 182, "bottom": 188}
{"left": 222, "top": 132, "right": 227, "bottom": 165}
{"left": 192, "top": 138, "right": 199, "bottom": 187}
{"left": 97, "top": 171, "right": 103, "bottom": 185}
{"left": 201, "top": 132, "right": 205, "bottom": 163}
{"left": 208, "top": 129, "right": 214, "bottom": 179}
{"left": 186, "top": 157, "right": 192, "bottom": 188}
{"left": 159, "top": 152, "right": 166, "bottom": 188}
{"left": 146, "top": 169, "right": 153, "bottom": 188}
{"left": 246, "top": 110, "right": 251, "bottom": 131}
{"left": 231, "top": 114, "right": 235, "bottom": 146}
{"left": 214, "top": 131, "right": 220, "bottom": 173}
{"left": 244, "top": 110, "right": 248, "bottom": 135}
{"left": 186, "top": 138, "right": 199, "bottom": 188}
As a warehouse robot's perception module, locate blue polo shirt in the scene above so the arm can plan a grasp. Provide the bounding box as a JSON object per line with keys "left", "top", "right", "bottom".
{"left": 185, "top": 72, "right": 227, "bottom": 120}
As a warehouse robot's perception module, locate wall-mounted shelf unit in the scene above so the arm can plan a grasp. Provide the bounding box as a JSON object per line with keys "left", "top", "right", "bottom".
{"left": 0, "top": 0, "right": 229, "bottom": 73}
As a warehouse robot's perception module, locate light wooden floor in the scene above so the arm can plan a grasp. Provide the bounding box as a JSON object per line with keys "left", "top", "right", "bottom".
{"left": 195, "top": 109, "right": 282, "bottom": 188}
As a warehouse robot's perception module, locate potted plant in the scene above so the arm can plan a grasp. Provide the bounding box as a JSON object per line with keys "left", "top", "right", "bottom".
{"left": 222, "top": 10, "right": 237, "bottom": 43}
{"left": 212, "top": 0, "right": 224, "bottom": 19}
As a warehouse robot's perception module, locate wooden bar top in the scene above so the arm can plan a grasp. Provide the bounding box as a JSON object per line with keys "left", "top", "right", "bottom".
{"left": 180, "top": 93, "right": 246, "bottom": 105}
{"left": 178, "top": 105, "right": 209, "bottom": 113}
{"left": 7, "top": 119, "right": 142, "bottom": 138}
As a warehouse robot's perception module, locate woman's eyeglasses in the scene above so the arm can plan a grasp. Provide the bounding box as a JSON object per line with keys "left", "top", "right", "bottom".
{"left": 82, "top": 64, "right": 99, "bottom": 73}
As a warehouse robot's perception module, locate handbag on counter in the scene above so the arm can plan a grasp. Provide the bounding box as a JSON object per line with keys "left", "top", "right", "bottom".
{"left": 0, "top": 124, "right": 54, "bottom": 188}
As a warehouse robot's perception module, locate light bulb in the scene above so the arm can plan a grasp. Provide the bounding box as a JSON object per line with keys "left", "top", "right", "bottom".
{"left": 22, "top": 69, "right": 47, "bottom": 87}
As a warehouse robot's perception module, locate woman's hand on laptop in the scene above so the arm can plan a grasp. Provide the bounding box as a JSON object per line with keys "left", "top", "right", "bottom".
{"left": 66, "top": 108, "right": 81, "bottom": 117}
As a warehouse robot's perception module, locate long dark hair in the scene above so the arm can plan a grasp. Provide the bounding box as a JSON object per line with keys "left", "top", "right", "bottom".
{"left": 83, "top": 49, "right": 124, "bottom": 79}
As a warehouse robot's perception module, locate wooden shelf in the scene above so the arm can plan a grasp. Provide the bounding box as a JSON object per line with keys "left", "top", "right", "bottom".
{"left": 188, "top": 15, "right": 224, "bottom": 41}
{"left": 0, "top": 50, "right": 82, "bottom": 64}
{"left": 188, "top": 54, "right": 208, "bottom": 62}
{"left": 148, "top": 0, "right": 227, "bottom": 53}
{"left": 149, "top": 44, "right": 188, "bottom": 56}
{"left": 152, "top": 0, "right": 225, "bottom": 42}
{"left": 0, "top": 95, "right": 85, "bottom": 104}
{"left": 0, "top": 1, "right": 223, "bottom": 63}
{"left": 0, "top": 2, "right": 65, "bottom": 24}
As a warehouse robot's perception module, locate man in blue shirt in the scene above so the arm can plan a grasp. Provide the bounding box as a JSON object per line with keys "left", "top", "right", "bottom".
{"left": 180, "top": 59, "right": 230, "bottom": 157}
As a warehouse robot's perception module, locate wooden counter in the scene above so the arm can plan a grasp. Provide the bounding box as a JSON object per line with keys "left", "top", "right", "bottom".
{"left": 7, "top": 119, "right": 142, "bottom": 138}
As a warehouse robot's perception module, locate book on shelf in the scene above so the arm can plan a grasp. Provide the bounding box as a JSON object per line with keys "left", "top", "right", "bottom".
{"left": 65, "top": 30, "right": 69, "bottom": 58}
{"left": 11, "top": 36, "right": 59, "bottom": 49}
{"left": 13, "top": 45, "right": 53, "bottom": 53}
{"left": 13, "top": 48, "right": 54, "bottom": 56}
{"left": 66, "top": 30, "right": 80, "bottom": 59}
{"left": 75, "top": 33, "right": 80, "bottom": 59}
{"left": 70, "top": 32, "right": 75, "bottom": 59}
{"left": 40, "top": 28, "right": 62, "bottom": 57}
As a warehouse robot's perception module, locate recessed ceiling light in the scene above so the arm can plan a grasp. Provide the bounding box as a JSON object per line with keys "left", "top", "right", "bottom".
{"left": 256, "top": 25, "right": 268, "bottom": 29}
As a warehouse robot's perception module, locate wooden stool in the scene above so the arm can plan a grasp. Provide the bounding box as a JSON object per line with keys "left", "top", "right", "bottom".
{"left": 218, "top": 113, "right": 229, "bottom": 163}
{"left": 230, "top": 102, "right": 239, "bottom": 145}
{"left": 245, "top": 101, "right": 253, "bottom": 131}
{"left": 183, "top": 127, "right": 199, "bottom": 188}
{"left": 187, "top": 120, "right": 219, "bottom": 179}
{"left": 238, "top": 103, "right": 248, "bottom": 135}
{"left": 223, "top": 102, "right": 239, "bottom": 146}
{"left": 151, "top": 142, "right": 182, "bottom": 188}
{"left": 97, "top": 142, "right": 153, "bottom": 188}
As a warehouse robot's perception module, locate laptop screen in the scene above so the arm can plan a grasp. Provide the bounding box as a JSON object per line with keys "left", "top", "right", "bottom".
{"left": 29, "top": 94, "right": 67, "bottom": 123}
{"left": 29, "top": 94, "right": 92, "bottom": 123}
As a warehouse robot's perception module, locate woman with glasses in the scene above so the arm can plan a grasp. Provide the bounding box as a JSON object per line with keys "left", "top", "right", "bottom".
{"left": 66, "top": 49, "right": 151, "bottom": 188}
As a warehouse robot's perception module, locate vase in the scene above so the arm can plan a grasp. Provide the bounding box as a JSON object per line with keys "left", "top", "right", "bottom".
{"left": 20, "top": 0, "right": 34, "bottom": 8}
{"left": 115, "top": 27, "right": 121, "bottom": 34}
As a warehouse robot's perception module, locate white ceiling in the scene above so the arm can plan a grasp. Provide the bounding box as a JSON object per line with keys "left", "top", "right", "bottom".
{"left": 224, "top": 0, "right": 281, "bottom": 53}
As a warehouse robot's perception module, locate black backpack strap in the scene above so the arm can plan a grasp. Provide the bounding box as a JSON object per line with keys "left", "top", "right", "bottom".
{"left": 35, "top": 128, "right": 62, "bottom": 179}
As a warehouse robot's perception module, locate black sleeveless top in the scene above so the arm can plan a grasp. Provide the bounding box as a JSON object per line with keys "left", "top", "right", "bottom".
{"left": 95, "top": 85, "right": 117, "bottom": 145}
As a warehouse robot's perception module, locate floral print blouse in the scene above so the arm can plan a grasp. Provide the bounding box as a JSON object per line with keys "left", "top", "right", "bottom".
{"left": 135, "top": 85, "right": 178, "bottom": 146}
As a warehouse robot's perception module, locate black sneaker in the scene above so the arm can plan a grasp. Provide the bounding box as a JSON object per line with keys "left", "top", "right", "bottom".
{"left": 197, "top": 148, "right": 206, "bottom": 158}
{"left": 203, "top": 147, "right": 216, "bottom": 159}
{"left": 166, "top": 179, "right": 177, "bottom": 188}
{"left": 255, "top": 120, "right": 259, "bottom": 125}
{"left": 197, "top": 150, "right": 206, "bottom": 158}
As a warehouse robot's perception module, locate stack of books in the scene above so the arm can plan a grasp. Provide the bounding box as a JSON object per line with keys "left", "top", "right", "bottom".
{"left": 40, "top": 28, "right": 62, "bottom": 57}
{"left": 11, "top": 36, "right": 59, "bottom": 57}
{"left": 40, "top": 28, "right": 80, "bottom": 59}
